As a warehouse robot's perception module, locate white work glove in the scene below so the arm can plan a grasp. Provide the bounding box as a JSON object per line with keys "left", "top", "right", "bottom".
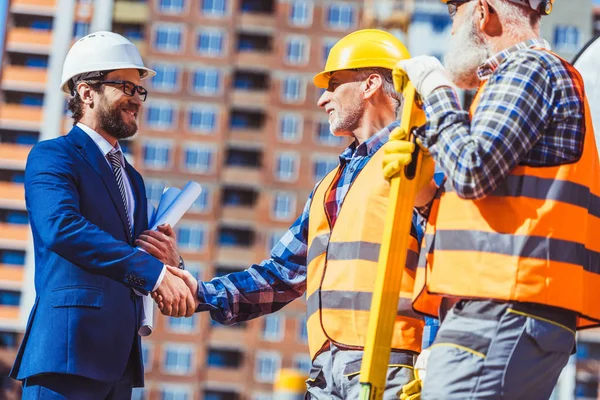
{"left": 414, "top": 347, "right": 431, "bottom": 382}
{"left": 396, "top": 56, "right": 457, "bottom": 97}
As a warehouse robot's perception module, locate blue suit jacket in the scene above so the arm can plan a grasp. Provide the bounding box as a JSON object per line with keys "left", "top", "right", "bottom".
{"left": 10, "top": 126, "right": 163, "bottom": 386}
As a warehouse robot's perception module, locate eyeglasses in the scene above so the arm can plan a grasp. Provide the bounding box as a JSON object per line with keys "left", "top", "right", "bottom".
{"left": 96, "top": 80, "right": 148, "bottom": 102}
{"left": 447, "top": 0, "right": 472, "bottom": 19}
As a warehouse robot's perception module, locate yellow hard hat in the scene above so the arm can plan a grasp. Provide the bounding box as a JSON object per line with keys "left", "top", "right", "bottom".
{"left": 313, "top": 29, "right": 410, "bottom": 89}
{"left": 439, "top": 0, "right": 553, "bottom": 15}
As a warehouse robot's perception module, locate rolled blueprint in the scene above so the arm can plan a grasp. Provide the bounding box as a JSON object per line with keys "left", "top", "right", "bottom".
{"left": 138, "top": 181, "right": 202, "bottom": 336}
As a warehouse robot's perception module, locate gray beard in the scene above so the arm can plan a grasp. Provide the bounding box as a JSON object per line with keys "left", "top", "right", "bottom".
{"left": 329, "top": 101, "right": 365, "bottom": 136}
{"left": 444, "top": 15, "right": 491, "bottom": 90}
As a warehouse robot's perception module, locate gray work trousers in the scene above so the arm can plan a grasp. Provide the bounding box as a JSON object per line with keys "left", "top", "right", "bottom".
{"left": 422, "top": 300, "right": 576, "bottom": 400}
{"left": 305, "top": 342, "right": 415, "bottom": 399}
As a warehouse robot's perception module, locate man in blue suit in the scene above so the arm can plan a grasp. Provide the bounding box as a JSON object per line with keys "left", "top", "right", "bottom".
{"left": 10, "top": 31, "right": 196, "bottom": 399}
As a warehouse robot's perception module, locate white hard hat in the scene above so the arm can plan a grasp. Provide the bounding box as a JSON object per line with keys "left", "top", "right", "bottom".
{"left": 60, "top": 31, "right": 156, "bottom": 94}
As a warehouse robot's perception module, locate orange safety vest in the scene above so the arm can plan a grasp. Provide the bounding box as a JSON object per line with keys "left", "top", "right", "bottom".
{"left": 413, "top": 51, "right": 600, "bottom": 328}
{"left": 306, "top": 146, "right": 424, "bottom": 360}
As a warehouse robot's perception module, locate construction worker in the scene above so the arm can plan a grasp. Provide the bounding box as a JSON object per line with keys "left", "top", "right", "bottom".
{"left": 150, "top": 29, "right": 435, "bottom": 399}
{"left": 385, "top": 0, "right": 600, "bottom": 398}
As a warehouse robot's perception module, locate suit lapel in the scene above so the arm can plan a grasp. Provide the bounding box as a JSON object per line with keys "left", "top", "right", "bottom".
{"left": 66, "top": 126, "right": 131, "bottom": 240}
{"left": 125, "top": 161, "right": 148, "bottom": 240}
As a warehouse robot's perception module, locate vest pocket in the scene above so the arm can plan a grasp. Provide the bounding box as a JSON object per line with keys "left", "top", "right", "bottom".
{"left": 50, "top": 286, "right": 104, "bottom": 308}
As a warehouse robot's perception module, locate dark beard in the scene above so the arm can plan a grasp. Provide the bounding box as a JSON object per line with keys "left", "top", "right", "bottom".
{"left": 97, "top": 96, "right": 138, "bottom": 140}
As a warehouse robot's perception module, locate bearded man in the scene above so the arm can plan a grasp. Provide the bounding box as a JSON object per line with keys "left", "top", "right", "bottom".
{"left": 10, "top": 31, "right": 195, "bottom": 399}
{"left": 384, "top": 0, "right": 600, "bottom": 399}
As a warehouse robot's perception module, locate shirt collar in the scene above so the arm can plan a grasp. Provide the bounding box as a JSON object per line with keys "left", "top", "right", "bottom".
{"left": 477, "top": 38, "right": 551, "bottom": 81}
{"left": 77, "top": 122, "right": 124, "bottom": 163}
{"left": 339, "top": 121, "right": 400, "bottom": 163}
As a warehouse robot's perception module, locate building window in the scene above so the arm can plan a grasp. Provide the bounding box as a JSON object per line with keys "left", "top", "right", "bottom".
{"left": 1, "top": 251, "right": 25, "bottom": 265}
{"left": 201, "top": 0, "right": 227, "bottom": 16}
{"left": 143, "top": 140, "right": 172, "bottom": 169}
{"left": 0, "top": 291, "right": 20, "bottom": 306}
{"left": 188, "top": 105, "right": 217, "bottom": 133}
{"left": 142, "top": 342, "right": 153, "bottom": 372}
{"left": 131, "top": 388, "right": 146, "bottom": 400}
{"left": 272, "top": 192, "right": 295, "bottom": 221}
{"left": 323, "top": 38, "right": 337, "bottom": 63}
{"left": 285, "top": 35, "right": 309, "bottom": 65}
{"left": 207, "top": 348, "right": 243, "bottom": 368}
{"left": 553, "top": 25, "right": 581, "bottom": 52}
{"left": 278, "top": 113, "right": 302, "bottom": 142}
{"left": 177, "top": 224, "right": 207, "bottom": 250}
{"left": 267, "top": 230, "right": 286, "bottom": 254}
{"left": 294, "top": 354, "right": 312, "bottom": 373}
{"left": 196, "top": 29, "right": 225, "bottom": 56}
{"left": 167, "top": 315, "right": 198, "bottom": 334}
{"left": 153, "top": 23, "right": 184, "bottom": 53}
{"left": 183, "top": 144, "right": 214, "bottom": 173}
{"left": 298, "top": 315, "right": 308, "bottom": 343}
{"left": 73, "top": 22, "right": 89, "bottom": 39}
{"left": 313, "top": 157, "right": 339, "bottom": 182}
{"left": 326, "top": 3, "right": 355, "bottom": 30}
{"left": 163, "top": 344, "right": 194, "bottom": 375}
{"left": 255, "top": 351, "right": 281, "bottom": 383}
{"left": 158, "top": 0, "right": 185, "bottom": 13}
{"left": 159, "top": 384, "right": 192, "bottom": 400}
{"left": 190, "top": 187, "right": 210, "bottom": 212}
{"left": 281, "top": 77, "right": 304, "bottom": 103}
{"left": 145, "top": 101, "right": 176, "bottom": 130}
{"left": 151, "top": 63, "right": 180, "bottom": 92}
{"left": 262, "top": 314, "right": 285, "bottom": 342}
{"left": 315, "top": 121, "right": 344, "bottom": 146}
{"left": 191, "top": 68, "right": 221, "bottom": 95}
{"left": 145, "top": 179, "right": 168, "bottom": 205}
{"left": 275, "top": 152, "right": 299, "bottom": 182}
{"left": 289, "top": 0, "right": 313, "bottom": 26}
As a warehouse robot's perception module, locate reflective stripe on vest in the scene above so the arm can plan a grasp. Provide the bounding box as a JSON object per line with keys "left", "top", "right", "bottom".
{"left": 413, "top": 50, "right": 600, "bottom": 328}
{"left": 306, "top": 146, "right": 423, "bottom": 359}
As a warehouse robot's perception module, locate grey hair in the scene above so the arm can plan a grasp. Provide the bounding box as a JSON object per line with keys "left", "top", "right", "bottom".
{"left": 487, "top": 0, "right": 541, "bottom": 38}
{"left": 354, "top": 67, "right": 404, "bottom": 116}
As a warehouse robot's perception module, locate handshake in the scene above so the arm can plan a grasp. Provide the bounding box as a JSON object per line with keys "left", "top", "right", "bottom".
{"left": 136, "top": 224, "right": 199, "bottom": 318}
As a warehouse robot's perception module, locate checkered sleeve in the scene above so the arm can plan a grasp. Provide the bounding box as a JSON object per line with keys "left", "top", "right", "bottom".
{"left": 196, "top": 194, "right": 312, "bottom": 325}
{"left": 419, "top": 51, "right": 556, "bottom": 199}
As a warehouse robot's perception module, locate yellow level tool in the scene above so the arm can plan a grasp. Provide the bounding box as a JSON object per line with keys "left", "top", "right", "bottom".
{"left": 358, "top": 67, "right": 427, "bottom": 400}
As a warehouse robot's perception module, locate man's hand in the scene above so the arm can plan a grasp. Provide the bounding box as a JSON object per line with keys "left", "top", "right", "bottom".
{"left": 398, "top": 372, "right": 422, "bottom": 400}
{"left": 153, "top": 266, "right": 196, "bottom": 317}
{"left": 153, "top": 266, "right": 199, "bottom": 316}
{"left": 383, "top": 128, "right": 435, "bottom": 188}
{"left": 396, "top": 56, "right": 456, "bottom": 97}
{"left": 398, "top": 348, "right": 430, "bottom": 400}
{"left": 136, "top": 224, "right": 179, "bottom": 266}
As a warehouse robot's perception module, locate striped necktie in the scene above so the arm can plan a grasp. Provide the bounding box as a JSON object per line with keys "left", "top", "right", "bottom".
{"left": 107, "top": 149, "right": 132, "bottom": 238}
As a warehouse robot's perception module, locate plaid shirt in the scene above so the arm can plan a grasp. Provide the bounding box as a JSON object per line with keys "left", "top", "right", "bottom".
{"left": 418, "top": 39, "right": 585, "bottom": 199}
{"left": 197, "top": 122, "right": 425, "bottom": 327}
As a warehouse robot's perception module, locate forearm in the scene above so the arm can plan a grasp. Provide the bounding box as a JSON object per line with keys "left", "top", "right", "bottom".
{"left": 419, "top": 88, "right": 495, "bottom": 199}
{"left": 197, "top": 258, "right": 306, "bottom": 325}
